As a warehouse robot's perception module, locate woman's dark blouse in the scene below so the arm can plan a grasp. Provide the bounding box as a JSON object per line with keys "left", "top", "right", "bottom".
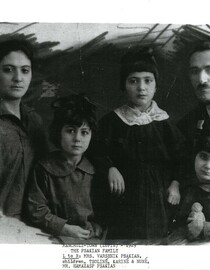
{"left": 0, "top": 103, "right": 48, "bottom": 218}
{"left": 95, "top": 111, "right": 185, "bottom": 239}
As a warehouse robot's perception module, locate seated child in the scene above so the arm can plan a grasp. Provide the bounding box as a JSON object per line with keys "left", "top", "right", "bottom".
{"left": 27, "top": 94, "right": 102, "bottom": 240}
{"left": 175, "top": 133, "right": 210, "bottom": 241}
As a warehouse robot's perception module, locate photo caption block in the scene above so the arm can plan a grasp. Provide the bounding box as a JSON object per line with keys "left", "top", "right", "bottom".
{"left": 62, "top": 244, "right": 149, "bottom": 269}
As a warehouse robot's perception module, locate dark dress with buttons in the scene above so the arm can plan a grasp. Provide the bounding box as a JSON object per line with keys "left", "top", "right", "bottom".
{"left": 97, "top": 111, "right": 185, "bottom": 239}
{"left": 0, "top": 103, "right": 48, "bottom": 219}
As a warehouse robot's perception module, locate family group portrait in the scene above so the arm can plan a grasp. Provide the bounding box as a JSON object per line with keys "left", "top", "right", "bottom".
{"left": 0, "top": 22, "right": 210, "bottom": 246}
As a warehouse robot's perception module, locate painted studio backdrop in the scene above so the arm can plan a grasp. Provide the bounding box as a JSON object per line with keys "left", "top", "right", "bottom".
{"left": 1, "top": 23, "right": 210, "bottom": 129}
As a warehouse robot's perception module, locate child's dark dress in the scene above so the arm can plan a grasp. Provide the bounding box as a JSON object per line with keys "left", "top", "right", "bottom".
{"left": 178, "top": 184, "right": 210, "bottom": 223}
{"left": 96, "top": 102, "right": 185, "bottom": 239}
{"left": 27, "top": 150, "right": 101, "bottom": 237}
{"left": 173, "top": 182, "right": 210, "bottom": 241}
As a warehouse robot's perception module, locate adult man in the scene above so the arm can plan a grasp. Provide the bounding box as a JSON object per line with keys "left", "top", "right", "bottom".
{"left": 178, "top": 41, "right": 210, "bottom": 182}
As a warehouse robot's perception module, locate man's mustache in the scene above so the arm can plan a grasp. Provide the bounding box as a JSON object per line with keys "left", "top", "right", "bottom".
{"left": 197, "top": 83, "right": 210, "bottom": 91}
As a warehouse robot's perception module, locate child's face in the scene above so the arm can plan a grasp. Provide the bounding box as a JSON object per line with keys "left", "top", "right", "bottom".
{"left": 125, "top": 71, "right": 156, "bottom": 111}
{"left": 60, "top": 122, "right": 92, "bottom": 159}
{"left": 195, "top": 150, "right": 210, "bottom": 183}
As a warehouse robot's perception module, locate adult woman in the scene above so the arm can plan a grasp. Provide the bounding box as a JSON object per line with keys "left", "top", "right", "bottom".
{"left": 0, "top": 39, "right": 48, "bottom": 219}
{"left": 97, "top": 50, "right": 185, "bottom": 240}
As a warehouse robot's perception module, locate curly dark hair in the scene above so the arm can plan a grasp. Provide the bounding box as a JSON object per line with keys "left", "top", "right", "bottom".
{"left": 50, "top": 94, "right": 97, "bottom": 148}
{"left": 0, "top": 39, "right": 34, "bottom": 69}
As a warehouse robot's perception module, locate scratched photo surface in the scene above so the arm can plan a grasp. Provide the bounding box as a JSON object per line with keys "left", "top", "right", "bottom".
{"left": 0, "top": 23, "right": 209, "bottom": 245}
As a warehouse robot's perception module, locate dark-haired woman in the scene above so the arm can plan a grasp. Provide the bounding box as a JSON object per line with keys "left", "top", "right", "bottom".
{"left": 96, "top": 51, "right": 185, "bottom": 240}
{"left": 0, "top": 39, "right": 48, "bottom": 219}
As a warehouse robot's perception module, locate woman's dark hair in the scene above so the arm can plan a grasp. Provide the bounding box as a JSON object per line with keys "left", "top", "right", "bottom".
{"left": 120, "top": 49, "right": 159, "bottom": 91}
{"left": 50, "top": 94, "right": 97, "bottom": 148}
{"left": 0, "top": 39, "right": 34, "bottom": 69}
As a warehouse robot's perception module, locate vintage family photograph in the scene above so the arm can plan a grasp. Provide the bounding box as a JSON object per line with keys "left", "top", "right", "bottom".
{"left": 1, "top": 21, "right": 210, "bottom": 244}
{"left": 1, "top": 0, "right": 210, "bottom": 269}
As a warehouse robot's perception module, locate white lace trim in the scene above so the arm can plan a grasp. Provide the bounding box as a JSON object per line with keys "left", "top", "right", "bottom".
{"left": 114, "top": 101, "right": 169, "bottom": 126}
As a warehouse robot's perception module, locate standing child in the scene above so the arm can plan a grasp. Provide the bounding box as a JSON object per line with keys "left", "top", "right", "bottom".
{"left": 96, "top": 50, "right": 185, "bottom": 240}
{"left": 27, "top": 94, "right": 102, "bottom": 240}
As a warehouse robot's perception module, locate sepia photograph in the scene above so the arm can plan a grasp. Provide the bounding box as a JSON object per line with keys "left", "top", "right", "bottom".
{"left": 1, "top": 0, "right": 210, "bottom": 269}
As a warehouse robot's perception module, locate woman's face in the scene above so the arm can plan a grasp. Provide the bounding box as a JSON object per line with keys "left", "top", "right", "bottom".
{"left": 125, "top": 71, "right": 156, "bottom": 111}
{"left": 0, "top": 50, "right": 32, "bottom": 101}
{"left": 195, "top": 151, "right": 210, "bottom": 183}
{"left": 60, "top": 122, "right": 92, "bottom": 160}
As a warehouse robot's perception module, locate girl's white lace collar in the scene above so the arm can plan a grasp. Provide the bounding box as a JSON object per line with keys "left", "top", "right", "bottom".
{"left": 114, "top": 100, "right": 169, "bottom": 126}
